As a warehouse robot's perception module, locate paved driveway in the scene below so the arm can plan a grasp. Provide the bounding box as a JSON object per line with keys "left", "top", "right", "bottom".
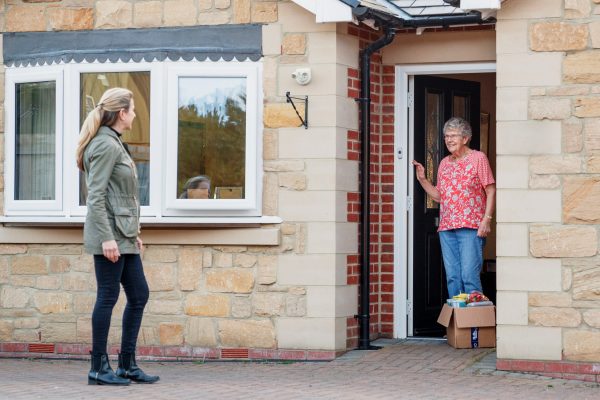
{"left": 1, "top": 339, "right": 598, "bottom": 399}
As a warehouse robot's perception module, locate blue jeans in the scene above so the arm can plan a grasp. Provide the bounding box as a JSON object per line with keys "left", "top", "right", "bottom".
{"left": 439, "top": 228, "right": 485, "bottom": 297}
{"left": 92, "top": 254, "right": 149, "bottom": 355}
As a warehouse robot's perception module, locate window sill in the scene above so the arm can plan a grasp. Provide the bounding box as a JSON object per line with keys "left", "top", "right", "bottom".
{"left": 0, "top": 216, "right": 283, "bottom": 246}
{"left": 0, "top": 215, "right": 282, "bottom": 227}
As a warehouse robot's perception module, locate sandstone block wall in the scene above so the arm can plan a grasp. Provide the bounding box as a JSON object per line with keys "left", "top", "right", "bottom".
{"left": 0, "top": 241, "right": 308, "bottom": 349}
{"left": 497, "top": 0, "right": 600, "bottom": 362}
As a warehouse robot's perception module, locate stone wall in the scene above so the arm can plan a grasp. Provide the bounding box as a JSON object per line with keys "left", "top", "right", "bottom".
{"left": 0, "top": 242, "right": 294, "bottom": 349}
{"left": 1, "top": 0, "right": 277, "bottom": 32}
{"left": 496, "top": 0, "right": 600, "bottom": 364}
{"left": 0, "top": 1, "right": 359, "bottom": 357}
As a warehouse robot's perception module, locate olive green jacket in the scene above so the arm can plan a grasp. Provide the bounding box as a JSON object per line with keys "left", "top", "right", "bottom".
{"left": 83, "top": 126, "right": 140, "bottom": 255}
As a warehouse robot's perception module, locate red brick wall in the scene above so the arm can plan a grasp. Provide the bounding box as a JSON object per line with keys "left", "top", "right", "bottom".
{"left": 379, "top": 64, "right": 395, "bottom": 336}
{"left": 497, "top": 359, "right": 600, "bottom": 383}
{"left": 346, "top": 24, "right": 396, "bottom": 347}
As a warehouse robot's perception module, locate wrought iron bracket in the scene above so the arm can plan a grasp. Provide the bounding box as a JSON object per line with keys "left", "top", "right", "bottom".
{"left": 286, "top": 91, "right": 308, "bottom": 129}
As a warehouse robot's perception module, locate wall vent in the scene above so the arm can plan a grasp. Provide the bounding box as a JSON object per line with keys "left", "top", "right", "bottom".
{"left": 28, "top": 343, "right": 55, "bottom": 353}
{"left": 221, "top": 348, "right": 249, "bottom": 359}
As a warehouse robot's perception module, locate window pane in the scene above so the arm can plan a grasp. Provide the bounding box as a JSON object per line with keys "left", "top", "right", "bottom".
{"left": 79, "top": 72, "right": 151, "bottom": 206}
{"left": 453, "top": 94, "right": 468, "bottom": 119}
{"left": 177, "top": 77, "right": 246, "bottom": 200}
{"left": 425, "top": 90, "right": 441, "bottom": 210}
{"left": 15, "top": 81, "right": 56, "bottom": 201}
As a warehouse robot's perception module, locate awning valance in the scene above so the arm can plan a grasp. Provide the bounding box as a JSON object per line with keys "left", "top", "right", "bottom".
{"left": 3, "top": 25, "right": 263, "bottom": 67}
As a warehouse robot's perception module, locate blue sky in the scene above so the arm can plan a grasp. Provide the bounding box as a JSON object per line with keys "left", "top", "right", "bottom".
{"left": 179, "top": 77, "right": 246, "bottom": 116}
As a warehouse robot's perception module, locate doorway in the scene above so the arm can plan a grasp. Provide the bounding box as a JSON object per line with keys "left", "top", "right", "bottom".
{"left": 393, "top": 63, "right": 496, "bottom": 339}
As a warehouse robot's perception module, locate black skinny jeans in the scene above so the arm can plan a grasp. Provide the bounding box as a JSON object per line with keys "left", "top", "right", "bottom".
{"left": 92, "top": 254, "right": 149, "bottom": 355}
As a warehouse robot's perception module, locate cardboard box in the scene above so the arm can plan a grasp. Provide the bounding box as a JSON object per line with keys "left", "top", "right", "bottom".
{"left": 437, "top": 304, "right": 496, "bottom": 349}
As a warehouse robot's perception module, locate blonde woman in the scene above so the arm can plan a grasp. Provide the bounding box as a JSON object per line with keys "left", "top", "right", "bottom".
{"left": 77, "top": 88, "right": 158, "bottom": 385}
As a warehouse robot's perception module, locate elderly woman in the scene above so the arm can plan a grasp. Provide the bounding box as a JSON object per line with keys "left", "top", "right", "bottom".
{"left": 412, "top": 117, "right": 495, "bottom": 298}
{"left": 178, "top": 175, "right": 211, "bottom": 199}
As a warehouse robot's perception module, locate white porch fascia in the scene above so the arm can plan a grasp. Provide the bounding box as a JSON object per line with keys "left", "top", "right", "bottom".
{"left": 291, "top": 0, "right": 354, "bottom": 23}
{"left": 460, "top": 0, "right": 503, "bottom": 19}
{"left": 460, "top": 0, "right": 502, "bottom": 10}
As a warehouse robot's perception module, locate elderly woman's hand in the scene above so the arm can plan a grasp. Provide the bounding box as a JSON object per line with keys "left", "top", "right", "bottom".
{"left": 478, "top": 217, "right": 492, "bottom": 237}
{"left": 412, "top": 160, "right": 426, "bottom": 182}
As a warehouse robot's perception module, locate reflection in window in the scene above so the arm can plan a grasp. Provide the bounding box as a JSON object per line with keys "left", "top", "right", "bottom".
{"left": 15, "top": 81, "right": 56, "bottom": 201}
{"left": 177, "top": 77, "right": 246, "bottom": 199}
{"left": 79, "top": 72, "right": 151, "bottom": 206}
{"left": 178, "top": 175, "right": 211, "bottom": 199}
{"left": 425, "top": 91, "right": 441, "bottom": 210}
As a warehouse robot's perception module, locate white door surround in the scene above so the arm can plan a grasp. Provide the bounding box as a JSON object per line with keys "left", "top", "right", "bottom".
{"left": 393, "top": 62, "right": 497, "bottom": 338}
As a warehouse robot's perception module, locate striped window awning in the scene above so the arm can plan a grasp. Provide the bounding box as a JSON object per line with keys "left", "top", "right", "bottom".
{"left": 3, "top": 25, "right": 262, "bottom": 67}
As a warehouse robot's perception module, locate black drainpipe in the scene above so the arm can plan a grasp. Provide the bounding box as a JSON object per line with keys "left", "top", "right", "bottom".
{"left": 356, "top": 26, "right": 396, "bottom": 350}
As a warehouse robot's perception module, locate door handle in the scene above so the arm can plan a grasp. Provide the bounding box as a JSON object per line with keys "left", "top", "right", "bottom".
{"left": 434, "top": 217, "right": 439, "bottom": 227}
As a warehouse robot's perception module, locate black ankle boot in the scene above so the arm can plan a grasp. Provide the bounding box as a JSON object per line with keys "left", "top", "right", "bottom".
{"left": 88, "top": 352, "right": 131, "bottom": 385}
{"left": 116, "top": 352, "right": 159, "bottom": 384}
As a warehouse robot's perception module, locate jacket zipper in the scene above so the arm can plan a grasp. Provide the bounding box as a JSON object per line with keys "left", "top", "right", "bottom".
{"left": 115, "top": 137, "right": 141, "bottom": 233}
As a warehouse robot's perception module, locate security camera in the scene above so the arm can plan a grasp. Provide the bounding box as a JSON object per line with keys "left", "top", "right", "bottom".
{"left": 292, "top": 68, "right": 311, "bottom": 85}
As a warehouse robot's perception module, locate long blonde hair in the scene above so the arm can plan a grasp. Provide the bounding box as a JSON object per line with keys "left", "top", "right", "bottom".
{"left": 76, "top": 87, "right": 133, "bottom": 170}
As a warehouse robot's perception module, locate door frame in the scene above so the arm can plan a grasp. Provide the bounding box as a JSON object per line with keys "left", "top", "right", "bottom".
{"left": 393, "top": 62, "right": 496, "bottom": 339}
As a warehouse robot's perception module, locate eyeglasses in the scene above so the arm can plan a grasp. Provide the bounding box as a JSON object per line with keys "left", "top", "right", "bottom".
{"left": 444, "top": 134, "right": 464, "bottom": 140}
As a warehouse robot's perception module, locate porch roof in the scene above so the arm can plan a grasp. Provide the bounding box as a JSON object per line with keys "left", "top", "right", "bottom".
{"left": 357, "top": 0, "right": 467, "bottom": 18}
{"left": 293, "top": 0, "right": 500, "bottom": 25}
{"left": 390, "top": 0, "right": 466, "bottom": 16}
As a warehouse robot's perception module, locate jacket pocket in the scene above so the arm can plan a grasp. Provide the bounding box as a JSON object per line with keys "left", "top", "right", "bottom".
{"left": 113, "top": 207, "right": 138, "bottom": 238}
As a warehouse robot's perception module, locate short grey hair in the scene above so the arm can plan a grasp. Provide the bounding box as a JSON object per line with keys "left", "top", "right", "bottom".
{"left": 443, "top": 117, "right": 472, "bottom": 138}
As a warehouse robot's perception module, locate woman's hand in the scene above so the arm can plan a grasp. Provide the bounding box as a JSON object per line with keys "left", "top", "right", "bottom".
{"left": 478, "top": 217, "right": 492, "bottom": 238}
{"left": 412, "top": 160, "right": 441, "bottom": 202}
{"left": 412, "top": 160, "right": 426, "bottom": 182}
{"left": 136, "top": 236, "right": 144, "bottom": 255}
{"left": 102, "top": 240, "right": 120, "bottom": 263}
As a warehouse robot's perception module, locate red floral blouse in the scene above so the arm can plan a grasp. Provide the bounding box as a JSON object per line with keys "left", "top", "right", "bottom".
{"left": 436, "top": 150, "right": 495, "bottom": 232}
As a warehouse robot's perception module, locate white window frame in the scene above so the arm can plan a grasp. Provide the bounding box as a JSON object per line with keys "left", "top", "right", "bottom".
{"left": 3, "top": 59, "right": 268, "bottom": 224}
{"left": 64, "top": 61, "right": 163, "bottom": 218}
{"left": 4, "top": 66, "right": 64, "bottom": 214}
{"left": 164, "top": 62, "right": 262, "bottom": 217}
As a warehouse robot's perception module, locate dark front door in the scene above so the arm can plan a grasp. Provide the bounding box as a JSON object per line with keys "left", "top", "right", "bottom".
{"left": 412, "top": 75, "right": 481, "bottom": 337}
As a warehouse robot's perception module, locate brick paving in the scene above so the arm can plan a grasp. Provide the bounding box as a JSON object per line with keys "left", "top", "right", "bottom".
{"left": 1, "top": 339, "right": 598, "bottom": 399}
